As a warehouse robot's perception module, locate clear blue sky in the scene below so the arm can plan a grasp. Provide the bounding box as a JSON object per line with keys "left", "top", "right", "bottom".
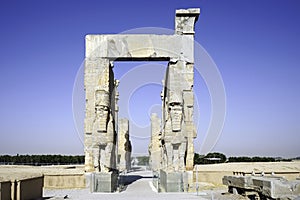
{"left": 0, "top": 0, "right": 299, "bottom": 157}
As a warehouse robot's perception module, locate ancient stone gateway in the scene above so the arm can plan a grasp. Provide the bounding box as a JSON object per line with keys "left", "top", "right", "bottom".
{"left": 84, "top": 8, "right": 199, "bottom": 192}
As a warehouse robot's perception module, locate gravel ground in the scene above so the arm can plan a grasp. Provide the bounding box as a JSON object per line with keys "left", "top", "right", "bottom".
{"left": 44, "top": 169, "right": 247, "bottom": 200}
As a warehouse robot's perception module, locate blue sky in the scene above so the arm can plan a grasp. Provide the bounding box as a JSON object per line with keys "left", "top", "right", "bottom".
{"left": 0, "top": 0, "right": 299, "bottom": 157}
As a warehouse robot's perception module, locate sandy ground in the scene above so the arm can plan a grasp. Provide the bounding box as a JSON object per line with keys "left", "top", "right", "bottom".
{"left": 1, "top": 161, "right": 299, "bottom": 181}
{"left": 1, "top": 162, "right": 299, "bottom": 199}
{"left": 43, "top": 169, "right": 247, "bottom": 200}
{"left": 1, "top": 161, "right": 299, "bottom": 175}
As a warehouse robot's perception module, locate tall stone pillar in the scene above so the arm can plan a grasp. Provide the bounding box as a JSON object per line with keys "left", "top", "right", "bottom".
{"left": 84, "top": 58, "right": 110, "bottom": 172}
{"left": 118, "top": 118, "right": 131, "bottom": 172}
{"left": 84, "top": 57, "right": 117, "bottom": 173}
{"left": 174, "top": 8, "right": 199, "bottom": 171}
{"left": 149, "top": 113, "right": 161, "bottom": 171}
{"left": 159, "top": 8, "right": 199, "bottom": 192}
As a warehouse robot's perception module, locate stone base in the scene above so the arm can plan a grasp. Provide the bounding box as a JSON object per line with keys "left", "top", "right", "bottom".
{"left": 159, "top": 170, "right": 184, "bottom": 192}
{"left": 0, "top": 181, "right": 11, "bottom": 200}
{"left": 90, "top": 172, "right": 118, "bottom": 193}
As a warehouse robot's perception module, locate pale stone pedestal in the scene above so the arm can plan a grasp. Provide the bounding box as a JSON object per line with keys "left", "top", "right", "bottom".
{"left": 159, "top": 170, "right": 194, "bottom": 192}
{"left": 160, "top": 170, "right": 184, "bottom": 192}
{"left": 90, "top": 172, "right": 118, "bottom": 193}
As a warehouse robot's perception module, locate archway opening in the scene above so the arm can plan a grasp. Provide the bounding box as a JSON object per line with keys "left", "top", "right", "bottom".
{"left": 113, "top": 61, "right": 168, "bottom": 168}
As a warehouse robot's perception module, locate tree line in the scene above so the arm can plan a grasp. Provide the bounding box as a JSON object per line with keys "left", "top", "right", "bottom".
{"left": 194, "top": 152, "right": 293, "bottom": 165}
{"left": 136, "top": 156, "right": 149, "bottom": 165}
{"left": 0, "top": 154, "right": 84, "bottom": 165}
{"left": 0, "top": 153, "right": 294, "bottom": 166}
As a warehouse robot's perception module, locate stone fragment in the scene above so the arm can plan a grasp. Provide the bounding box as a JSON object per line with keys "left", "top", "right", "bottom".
{"left": 223, "top": 175, "right": 300, "bottom": 199}
{"left": 149, "top": 113, "right": 161, "bottom": 171}
{"left": 118, "top": 118, "right": 131, "bottom": 172}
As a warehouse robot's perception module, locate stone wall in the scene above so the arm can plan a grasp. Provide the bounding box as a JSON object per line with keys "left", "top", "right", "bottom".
{"left": 0, "top": 175, "right": 44, "bottom": 200}
{"left": 0, "top": 181, "right": 11, "bottom": 200}
{"left": 44, "top": 174, "right": 86, "bottom": 189}
{"left": 194, "top": 170, "right": 300, "bottom": 186}
{"left": 15, "top": 176, "right": 44, "bottom": 200}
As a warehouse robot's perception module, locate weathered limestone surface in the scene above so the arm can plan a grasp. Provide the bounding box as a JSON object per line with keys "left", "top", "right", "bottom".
{"left": 84, "top": 58, "right": 118, "bottom": 173}
{"left": 149, "top": 113, "right": 161, "bottom": 171}
{"left": 160, "top": 170, "right": 184, "bottom": 192}
{"left": 223, "top": 175, "right": 300, "bottom": 199}
{"left": 118, "top": 118, "right": 131, "bottom": 172}
{"left": 222, "top": 175, "right": 255, "bottom": 190}
{"left": 44, "top": 174, "right": 86, "bottom": 189}
{"left": 252, "top": 177, "right": 300, "bottom": 199}
{"left": 84, "top": 8, "right": 200, "bottom": 192}
{"left": 175, "top": 8, "right": 200, "bottom": 35}
{"left": 85, "top": 35, "right": 194, "bottom": 62}
{"left": 90, "top": 172, "right": 118, "bottom": 193}
{"left": 160, "top": 9, "right": 199, "bottom": 173}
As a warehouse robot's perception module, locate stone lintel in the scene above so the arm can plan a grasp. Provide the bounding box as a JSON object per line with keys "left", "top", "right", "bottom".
{"left": 85, "top": 34, "right": 194, "bottom": 63}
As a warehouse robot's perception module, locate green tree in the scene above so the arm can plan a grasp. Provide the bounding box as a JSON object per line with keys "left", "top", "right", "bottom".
{"left": 194, "top": 153, "right": 205, "bottom": 165}
{"left": 137, "top": 156, "right": 149, "bottom": 165}
{"left": 194, "top": 152, "right": 227, "bottom": 165}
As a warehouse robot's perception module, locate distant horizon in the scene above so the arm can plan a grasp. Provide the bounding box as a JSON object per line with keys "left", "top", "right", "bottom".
{"left": 0, "top": 153, "right": 299, "bottom": 160}
{"left": 0, "top": 0, "right": 299, "bottom": 158}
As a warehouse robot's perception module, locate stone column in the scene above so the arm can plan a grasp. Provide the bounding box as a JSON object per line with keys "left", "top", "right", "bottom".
{"left": 183, "top": 90, "right": 196, "bottom": 170}
{"left": 160, "top": 8, "right": 199, "bottom": 173}
{"left": 118, "top": 118, "right": 131, "bottom": 172}
{"left": 84, "top": 57, "right": 117, "bottom": 173}
{"left": 84, "top": 58, "right": 110, "bottom": 172}
{"left": 149, "top": 113, "right": 161, "bottom": 171}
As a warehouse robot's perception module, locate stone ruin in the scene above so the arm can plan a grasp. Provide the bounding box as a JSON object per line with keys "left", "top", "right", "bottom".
{"left": 84, "top": 8, "right": 200, "bottom": 192}
{"left": 118, "top": 118, "right": 131, "bottom": 172}
{"left": 223, "top": 175, "right": 300, "bottom": 199}
{"left": 149, "top": 113, "right": 161, "bottom": 172}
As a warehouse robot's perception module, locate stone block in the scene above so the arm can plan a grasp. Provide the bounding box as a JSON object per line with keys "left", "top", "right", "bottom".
{"left": 15, "top": 176, "right": 44, "bottom": 200}
{"left": 222, "top": 175, "right": 254, "bottom": 190}
{"left": 91, "top": 172, "right": 118, "bottom": 193}
{"left": 223, "top": 175, "right": 300, "bottom": 199}
{"left": 85, "top": 35, "right": 194, "bottom": 62}
{"left": 44, "top": 173, "right": 86, "bottom": 189}
{"left": 159, "top": 170, "right": 184, "bottom": 192}
{"left": 252, "top": 177, "right": 300, "bottom": 199}
{"left": 175, "top": 8, "right": 200, "bottom": 35}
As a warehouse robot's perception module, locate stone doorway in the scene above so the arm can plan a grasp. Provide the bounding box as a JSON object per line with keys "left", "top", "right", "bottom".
{"left": 84, "top": 8, "right": 200, "bottom": 192}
